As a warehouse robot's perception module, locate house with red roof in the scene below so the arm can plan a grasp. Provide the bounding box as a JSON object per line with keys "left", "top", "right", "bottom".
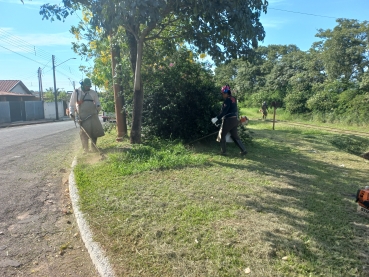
{"left": 0, "top": 80, "right": 38, "bottom": 101}
{"left": 0, "top": 80, "right": 43, "bottom": 124}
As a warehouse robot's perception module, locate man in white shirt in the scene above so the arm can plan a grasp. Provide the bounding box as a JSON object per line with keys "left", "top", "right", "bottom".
{"left": 69, "top": 78, "right": 104, "bottom": 152}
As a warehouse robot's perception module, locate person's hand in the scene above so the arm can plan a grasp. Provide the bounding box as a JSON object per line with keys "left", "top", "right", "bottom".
{"left": 211, "top": 117, "right": 218, "bottom": 124}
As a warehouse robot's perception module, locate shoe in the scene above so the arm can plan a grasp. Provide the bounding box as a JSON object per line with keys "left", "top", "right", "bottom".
{"left": 233, "top": 139, "right": 247, "bottom": 155}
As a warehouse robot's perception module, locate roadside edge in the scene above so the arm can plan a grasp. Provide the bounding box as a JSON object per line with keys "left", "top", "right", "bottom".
{"left": 69, "top": 157, "right": 115, "bottom": 277}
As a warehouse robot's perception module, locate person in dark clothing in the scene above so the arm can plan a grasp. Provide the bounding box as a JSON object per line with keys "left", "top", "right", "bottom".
{"left": 261, "top": 101, "right": 268, "bottom": 120}
{"left": 211, "top": 85, "right": 247, "bottom": 155}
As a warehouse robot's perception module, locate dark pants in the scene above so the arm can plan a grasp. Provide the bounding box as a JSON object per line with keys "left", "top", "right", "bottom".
{"left": 220, "top": 117, "right": 247, "bottom": 155}
{"left": 221, "top": 117, "right": 240, "bottom": 142}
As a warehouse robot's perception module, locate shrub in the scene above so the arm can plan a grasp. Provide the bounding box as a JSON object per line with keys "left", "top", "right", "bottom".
{"left": 142, "top": 48, "right": 220, "bottom": 142}
{"left": 306, "top": 90, "right": 338, "bottom": 112}
{"left": 284, "top": 90, "right": 310, "bottom": 114}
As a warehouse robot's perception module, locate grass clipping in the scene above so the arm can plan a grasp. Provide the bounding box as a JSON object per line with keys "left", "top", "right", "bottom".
{"left": 74, "top": 125, "right": 369, "bottom": 277}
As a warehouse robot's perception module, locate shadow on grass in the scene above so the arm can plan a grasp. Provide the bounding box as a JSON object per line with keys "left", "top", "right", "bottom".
{"left": 198, "top": 128, "right": 369, "bottom": 275}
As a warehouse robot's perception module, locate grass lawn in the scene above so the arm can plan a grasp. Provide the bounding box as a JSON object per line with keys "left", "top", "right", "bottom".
{"left": 74, "top": 117, "right": 369, "bottom": 277}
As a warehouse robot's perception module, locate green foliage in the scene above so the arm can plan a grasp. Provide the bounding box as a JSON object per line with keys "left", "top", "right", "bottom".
{"left": 359, "top": 73, "right": 369, "bottom": 92}
{"left": 315, "top": 19, "right": 369, "bottom": 81}
{"left": 142, "top": 48, "right": 219, "bottom": 142}
{"left": 306, "top": 90, "right": 338, "bottom": 112}
{"left": 43, "top": 91, "right": 54, "bottom": 103}
{"left": 102, "top": 122, "right": 116, "bottom": 133}
{"left": 238, "top": 125, "right": 253, "bottom": 144}
{"left": 107, "top": 140, "right": 207, "bottom": 175}
{"left": 99, "top": 91, "right": 115, "bottom": 113}
{"left": 284, "top": 91, "right": 310, "bottom": 114}
{"left": 214, "top": 19, "right": 369, "bottom": 125}
{"left": 248, "top": 90, "right": 284, "bottom": 108}
{"left": 337, "top": 92, "right": 369, "bottom": 124}
{"left": 213, "top": 61, "right": 237, "bottom": 93}
{"left": 43, "top": 87, "right": 67, "bottom": 102}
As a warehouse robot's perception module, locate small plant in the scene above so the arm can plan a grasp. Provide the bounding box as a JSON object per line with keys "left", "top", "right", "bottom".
{"left": 102, "top": 122, "right": 116, "bottom": 133}
{"left": 238, "top": 125, "right": 253, "bottom": 144}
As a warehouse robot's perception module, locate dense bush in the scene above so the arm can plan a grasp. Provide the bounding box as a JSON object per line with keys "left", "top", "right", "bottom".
{"left": 284, "top": 90, "right": 310, "bottom": 114}
{"left": 306, "top": 90, "right": 338, "bottom": 112}
{"left": 142, "top": 48, "right": 220, "bottom": 142}
{"left": 338, "top": 93, "right": 369, "bottom": 124}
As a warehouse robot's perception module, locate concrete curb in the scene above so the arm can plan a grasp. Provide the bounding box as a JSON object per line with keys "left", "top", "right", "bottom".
{"left": 69, "top": 157, "right": 115, "bottom": 277}
{"left": 0, "top": 117, "right": 72, "bottom": 128}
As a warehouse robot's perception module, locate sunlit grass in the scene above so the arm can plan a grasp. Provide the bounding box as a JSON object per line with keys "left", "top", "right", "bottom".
{"left": 240, "top": 107, "right": 369, "bottom": 133}
{"left": 74, "top": 123, "right": 369, "bottom": 277}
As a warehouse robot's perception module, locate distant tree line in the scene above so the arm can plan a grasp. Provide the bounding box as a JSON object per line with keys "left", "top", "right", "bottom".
{"left": 215, "top": 19, "right": 369, "bottom": 124}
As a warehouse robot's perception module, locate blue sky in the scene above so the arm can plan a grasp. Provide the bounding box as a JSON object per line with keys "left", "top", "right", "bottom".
{"left": 0, "top": 0, "right": 368, "bottom": 92}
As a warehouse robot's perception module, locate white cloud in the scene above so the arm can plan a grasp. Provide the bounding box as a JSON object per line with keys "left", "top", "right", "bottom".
{"left": 260, "top": 18, "right": 288, "bottom": 29}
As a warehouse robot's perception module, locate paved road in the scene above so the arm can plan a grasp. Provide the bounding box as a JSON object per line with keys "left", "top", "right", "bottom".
{"left": 0, "top": 121, "right": 98, "bottom": 276}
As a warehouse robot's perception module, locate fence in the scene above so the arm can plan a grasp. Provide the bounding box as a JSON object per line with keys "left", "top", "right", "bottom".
{"left": 0, "top": 101, "right": 68, "bottom": 124}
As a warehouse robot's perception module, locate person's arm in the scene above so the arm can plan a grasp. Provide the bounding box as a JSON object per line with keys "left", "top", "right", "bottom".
{"left": 216, "top": 98, "right": 231, "bottom": 119}
{"left": 92, "top": 90, "right": 101, "bottom": 112}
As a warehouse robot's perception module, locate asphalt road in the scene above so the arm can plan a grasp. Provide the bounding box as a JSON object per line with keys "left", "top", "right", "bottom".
{"left": 0, "top": 121, "right": 98, "bottom": 276}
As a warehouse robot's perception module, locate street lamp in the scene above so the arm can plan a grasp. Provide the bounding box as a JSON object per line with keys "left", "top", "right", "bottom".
{"left": 52, "top": 55, "right": 76, "bottom": 120}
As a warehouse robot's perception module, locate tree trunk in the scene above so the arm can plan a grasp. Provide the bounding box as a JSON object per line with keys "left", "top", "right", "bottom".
{"left": 110, "top": 36, "right": 127, "bottom": 140}
{"left": 130, "top": 38, "right": 144, "bottom": 144}
{"left": 126, "top": 30, "right": 137, "bottom": 75}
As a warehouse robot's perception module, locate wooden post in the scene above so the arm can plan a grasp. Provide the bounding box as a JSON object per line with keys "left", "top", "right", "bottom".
{"left": 273, "top": 106, "right": 276, "bottom": 130}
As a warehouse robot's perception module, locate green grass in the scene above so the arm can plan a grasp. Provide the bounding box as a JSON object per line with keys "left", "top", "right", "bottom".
{"left": 240, "top": 107, "right": 369, "bottom": 133}
{"left": 74, "top": 121, "right": 369, "bottom": 277}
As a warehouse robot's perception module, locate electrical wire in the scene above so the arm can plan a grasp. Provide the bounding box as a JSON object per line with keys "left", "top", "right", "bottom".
{"left": 0, "top": 28, "right": 53, "bottom": 61}
{"left": 0, "top": 28, "right": 84, "bottom": 80}
{"left": 0, "top": 45, "right": 51, "bottom": 67}
{"left": 268, "top": 7, "right": 363, "bottom": 21}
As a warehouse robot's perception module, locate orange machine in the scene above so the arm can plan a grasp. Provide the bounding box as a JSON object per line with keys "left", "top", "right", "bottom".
{"left": 356, "top": 187, "right": 369, "bottom": 216}
{"left": 356, "top": 187, "right": 369, "bottom": 208}
{"left": 239, "top": 116, "right": 249, "bottom": 126}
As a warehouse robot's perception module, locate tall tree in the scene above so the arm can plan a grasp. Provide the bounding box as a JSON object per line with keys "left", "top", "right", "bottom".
{"left": 315, "top": 19, "right": 369, "bottom": 82}
{"left": 40, "top": 0, "right": 268, "bottom": 143}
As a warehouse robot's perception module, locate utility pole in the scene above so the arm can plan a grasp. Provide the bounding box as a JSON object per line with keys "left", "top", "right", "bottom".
{"left": 52, "top": 55, "right": 59, "bottom": 120}
{"left": 38, "top": 67, "right": 43, "bottom": 101}
{"left": 52, "top": 56, "right": 76, "bottom": 120}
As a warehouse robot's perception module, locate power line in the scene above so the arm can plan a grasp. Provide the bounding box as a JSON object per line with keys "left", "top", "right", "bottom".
{"left": 0, "top": 28, "right": 83, "bottom": 79}
{"left": 268, "top": 7, "right": 362, "bottom": 21}
{"left": 0, "top": 28, "right": 54, "bottom": 61}
{"left": 0, "top": 21, "right": 92, "bottom": 90}
{"left": 0, "top": 45, "right": 51, "bottom": 67}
